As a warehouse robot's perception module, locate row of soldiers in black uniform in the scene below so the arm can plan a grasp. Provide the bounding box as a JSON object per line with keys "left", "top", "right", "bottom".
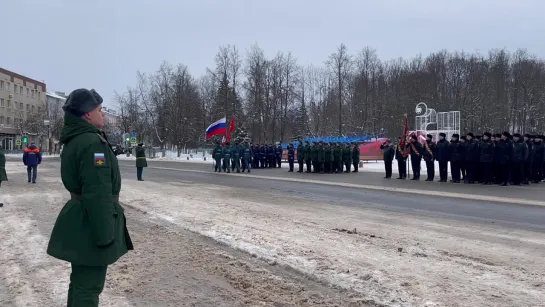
{"left": 381, "top": 132, "right": 545, "bottom": 186}
{"left": 210, "top": 140, "right": 362, "bottom": 174}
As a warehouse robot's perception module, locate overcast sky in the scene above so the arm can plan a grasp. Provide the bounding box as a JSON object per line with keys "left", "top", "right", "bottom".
{"left": 3, "top": 0, "right": 544, "bottom": 107}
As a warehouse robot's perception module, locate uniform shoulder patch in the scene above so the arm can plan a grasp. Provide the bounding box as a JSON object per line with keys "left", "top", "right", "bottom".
{"left": 94, "top": 153, "right": 107, "bottom": 167}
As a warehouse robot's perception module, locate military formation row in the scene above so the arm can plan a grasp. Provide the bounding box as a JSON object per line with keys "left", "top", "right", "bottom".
{"left": 211, "top": 141, "right": 361, "bottom": 173}
{"left": 381, "top": 132, "right": 545, "bottom": 186}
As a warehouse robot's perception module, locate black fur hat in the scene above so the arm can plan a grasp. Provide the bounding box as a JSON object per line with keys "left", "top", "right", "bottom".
{"left": 502, "top": 131, "right": 510, "bottom": 137}
{"left": 426, "top": 134, "right": 433, "bottom": 140}
{"left": 495, "top": 133, "right": 502, "bottom": 138}
{"left": 484, "top": 132, "right": 492, "bottom": 137}
{"left": 513, "top": 133, "right": 521, "bottom": 138}
{"left": 63, "top": 88, "right": 103, "bottom": 116}
{"left": 439, "top": 133, "right": 446, "bottom": 138}
{"left": 452, "top": 133, "right": 459, "bottom": 139}
{"left": 466, "top": 133, "right": 474, "bottom": 138}
{"left": 524, "top": 133, "right": 531, "bottom": 138}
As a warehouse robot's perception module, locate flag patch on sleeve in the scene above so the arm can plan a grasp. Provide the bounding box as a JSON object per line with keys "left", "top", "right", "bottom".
{"left": 94, "top": 153, "right": 106, "bottom": 166}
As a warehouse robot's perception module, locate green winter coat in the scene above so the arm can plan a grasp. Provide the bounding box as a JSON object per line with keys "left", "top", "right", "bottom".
{"left": 352, "top": 146, "right": 360, "bottom": 163}
{"left": 342, "top": 147, "right": 351, "bottom": 162}
{"left": 310, "top": 146, "right": 317, "bottom": 161}
{"left": 324, "top": 147, "right": 332, "bottom": 162}
{"left": 303, "top": 145, "right": 311, "bottom": 161}
{"left": 317, "top": 146, "right": 325, "bottom": 162}
{"left": 333, "top": 147, "right": 342, "bottom": 162}
{"left": 0, "top": 149, "right": 7, "bottom": 182}
{"left": 135, "top": 145, "right": 147, "bottom": 168}
{"left": 47, "top": 113, "right": 133, "bottom": 266}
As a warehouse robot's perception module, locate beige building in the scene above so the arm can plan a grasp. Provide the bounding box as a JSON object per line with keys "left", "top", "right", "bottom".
{"left": 0, "top": 67, "right": 46, "bottom": 151}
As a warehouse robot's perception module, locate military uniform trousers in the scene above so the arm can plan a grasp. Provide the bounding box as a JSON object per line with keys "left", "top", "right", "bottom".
{"left": 438, "top": 160, "right": 448, "bottom": 181}
{"left": 215, "top": 158, "right": 222, "bottom": 172}
{"left": 481, "top": 162, "right": 493, "bottom": 184}
{"left": 384, "top": 160, "right": 393, "bottom": 178}
{"left": 288, "top": 157, "right": 294, "bottom": 171}
{"left": 397, "top": 159, "right": 406, "bottom": 178}
{"left": 352, "top": 160, "right": 359, "bottom": 172}
{"left": 425, "top": 160, "right": 434, "bottom": 180}
{"left": 67, "top": 264, "right": 108, "bottom": 307}
{"left": 297, "top": 159, "right": 304, "bottom": 172}
{"left": 305, "top": 159, "right": 311, "bottom": 172}
{"left": 450, "top": 161, "right": 461, "bottom": 182}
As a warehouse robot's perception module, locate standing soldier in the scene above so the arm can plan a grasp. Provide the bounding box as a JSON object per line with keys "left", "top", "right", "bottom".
{"left": 259, "top": 144, "right": 266, "bottom": 168}
{"left": 475, "top": 135, "right": 483, "bottom": 183}
{"left": 493, "top": 134, "right": 502, "bottom": 184}
{"left": 449, "top": 134, "right": 462, "bottom": 183}
{"left": 135, "top": 143, "right": 147, "bottom": 181}
{"left": 232, "top": 142, "right": 241, "bottom": 173}
{"left": 310, "top": 142, "right": 318, "bottom": 172}
{"left": 512, "top": 133, "right": 527, "bottom": 186}
{"left": 304, "top": 141, "right": 312, "bottom": 173}
{"left": 317, "top": 142, "right": 325, "bottom": 173}
{"left": 479, "top": 132, "right": 494, "bottom": 185}
{"left": 332, "top": 142, "right": 341, "bottom": 173}
{"left": 0, "top": 145, "right": 7, "bottom": 207}
{"left": 497, "top": 132, "right": 513, "bottom": 186}
{"left": 436, "top": 133, "right": 450, "bottom": 182}
{"left": 275, "top": 144, "right": 283, "bottom": 168}
{"left": 395, "top": 137, "right": 407, "bottom": 179}
{"left": 423, "top": 134, "right": 436, "bottom": 181}
{"left": 459, "top": 136, "right": 467, "bottom": 181}
{"left": 47, "top": 88, "right": 133, "bottom": 306}
{"left": 342, "top": 143, "right": 352, "bottom": 173}
{"left": 296, "top": 139, "right": 304, "bottom": 173}
{"left": 352, "top": 142, "right": 360, "bottom": 172}
{"left": 223, "top": 142, "right": 232, "bottom": 173}
{"left": 533, "top": 135, "right": 544, "bottom": 183}
{"left": 464, "top": 133, "right": 479, "bottom": 184}
{"left": 324, "top": 143, "right": 333, "bottom": 173}
{"left": 407, "top": 135, "right": 422, "bottom": 180}
{"left": 213, "top": 141, "right": 223, "bottom": 172}
{"left": 266, "top": 144, "right": 274, "bottom": 168}
{"left": 287, "top": 142, "right": 295, "bottom": 172}
{"left": 380, "top": 139, "right": 395, "bottom": 178}
{"left": 523, "top": 134, "right": 533, "bottom": 184}
{"left": 241, "top": 142, "right": 252, "bottom": 173}
{"left": 252, "top": 144, "right": 260, "bottom": 169}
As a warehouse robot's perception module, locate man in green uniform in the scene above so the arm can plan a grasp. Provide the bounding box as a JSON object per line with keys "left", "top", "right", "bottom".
{"left": 352, "top": 142, "right": 360, "bottom": 172}
{"left": 223, "top": 142, "right": 232, "bottom": 173}
{"left": 333, "top": 142, "right": 342, "bottom": 173}
{"left": 0, "top": 145, "right": 7, "bottom": 207}
{"left": 296, "top": 139, "right": 304, "bottom": 172}
{"left": 310, "top": 142, "right": 318, "bottom": 173}
{"left": 47, "top": 88, "right": 133, "bottom": 307}
{"left": 135, "top": 143, "right": 147, "bottom": 181}
{"left": 304, "top": 141, "right": 312, "bottom": 173}
{"left": 317, "top": 142, "right": 325, "bottom": 173}
{"left": 213, "top": 141, "right": 223, "bottom": 172}
{"left": 232, "top": 142, "right": 241, "bottom": 173}
{"left": 324, "top": 142, "right": 332, "bottom": 173}
{"left": 343, "top": 143, "right": 352, "bottom": 173}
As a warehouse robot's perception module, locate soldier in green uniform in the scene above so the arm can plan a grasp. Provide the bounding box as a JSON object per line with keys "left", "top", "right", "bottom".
{"left": 47, "top": 88, "right": 133, "bottom": 307}
{"left": 232, "top": 142, "right": 241, "bottom": 173}
{"left": 324, "top": 143, "right": 332, "bottom": 173}
{"left": 317, "top": 142, "right": 325, "bottom": 173}
{"left": 223, "top": 142, "right": 232, "bottom": 173}
{"left": 0, "top": 145, "right": 7, "bottom": 207}
{"left": 135, "top": 143, "right": 147, "bottom": 181}
{"left": 352, "top": 142, "right": 360, "bottom": 172}
{"left": 304, "top": 141, "right": 312, "bottom": 173}
{"left": 296, "top": 139, "right": 304, "bottom": 172}
{"left": 213, "top": 141, "right": 223, "bottom": 172}
{"left": 333, "top": 142, "right": 342, "bottom": 173}
{"left": 343, "top": 143, "right": 352, "bottom": 173}
{"left": 310, "top": 142, "right": 318, "bottom": 173}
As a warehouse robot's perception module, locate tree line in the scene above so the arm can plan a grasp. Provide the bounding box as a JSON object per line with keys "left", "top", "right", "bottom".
{"left": 114, "top": 44, "right": 545, "bottom": 149}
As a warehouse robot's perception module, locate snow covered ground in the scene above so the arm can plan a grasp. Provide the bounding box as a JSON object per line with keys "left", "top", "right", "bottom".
{"left": 117, "top": 150, "right": 212, "bottom": 164}
{"left": 1, "top": 161, "right": 544, "bottom": 306}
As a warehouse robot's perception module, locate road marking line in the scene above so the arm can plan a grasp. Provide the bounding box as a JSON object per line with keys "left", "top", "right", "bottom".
{"left": 138, "top": 165, "right": 545, "bottom": 207}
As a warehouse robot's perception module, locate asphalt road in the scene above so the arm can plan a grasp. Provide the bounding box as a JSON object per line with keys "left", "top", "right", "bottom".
{"left": 115, "top": 159, "right": 545, "bottom": 232}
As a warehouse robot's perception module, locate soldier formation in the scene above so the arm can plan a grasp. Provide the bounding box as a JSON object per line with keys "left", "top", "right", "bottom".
{"left": 211, "top": 140, "right": 361, "bottom": 174}
{"left": 386, "top": 132, "right": 544, "bottom": 186}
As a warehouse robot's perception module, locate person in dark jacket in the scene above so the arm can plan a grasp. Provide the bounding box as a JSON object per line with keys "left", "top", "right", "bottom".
{"left": 259, "top": 145, "right": 266, "bottom": 168}
{"left": 479, "top": 132, "right": 494, "bottom": 185}
{"left": 395, "top": 137, "right": 407, "bottom": 179}
{"left": 380, "top": 139, "right": 395, "bottom": 178}
{"left": 493, "top": 134, "right": 502, "bottom": 183}
{"left": 275, "top": 144, "right": 282, "bottom": 168}
{"left": 464, "top": 133, "right": 479, "bottom": 184}
{"left": 135, "top": 143, "right": 147, "bottom": 181}
{"left": 497, "top": 132, "right": 513, "bottom": 186}
{"left": 333, "top": 142, "right": 343, "bottom": 173}
{"left": 303, "top": 141, "right": 312, "bottom": 173}
{"left": 0, "top": 145, "right": 7, "bottom": 207}
{"left": 213, "top": 142, "right": 223, "bottom": 172}
{"left": 406, "top": 134, "right": 422, "bottom": 180}
{"left": 475, "top": 135, "right": 483, "bottom": 182}
{"left": 47, "top": 88, "right": 133, "bottom": 307}
{"left": 252, "top": 144, "right": 259, "bottom": 169}
{"left": 459, "top": 136, "right": 467, "bottom": 180}
{"left": 423, "top": 134, "right": 437, "bottom": 181}
{"left": 352, "top": 143, "right": 360, "bottom": 173}
{"left": 523, "top": 134, "right": 533, "bottom": 184}
{"left": 511, "top": 133, "right": 527, "bottom": 185}
{"left": 532, "top": 135, "right": 544, "bottom": 183}
{"left": 241, "top": 142, "right": 252, "bottom": 173}
{"left": 23, "top": 142, "right": 42, "bottom": 183}
{"left": 223, "top": 143, "right": 232, "bottom": 173}
{"left": 324, "top": 142, "right": 333, "bottom": 173}
{"left": 296, "top": 139, "right": 304, "bottom": 172}
{"left": 449, "top": 134, "right": 462, "bottom": 183}
{"left": 342, "top": 143, "right": 352, "bottom": 173}
{"left": 436, "top": 133, "right": 450, "bottom": 182}
{"left": 287, "top": 142, "right": 295, "bottom": 172}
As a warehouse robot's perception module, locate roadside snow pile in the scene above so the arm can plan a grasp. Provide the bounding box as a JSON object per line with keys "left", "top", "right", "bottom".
{"left": 119, "top": 179, "right": 545, "bottom": 307}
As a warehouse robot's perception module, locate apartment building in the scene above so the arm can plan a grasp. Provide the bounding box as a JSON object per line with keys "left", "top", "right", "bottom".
{"left": 0, "top": 67, "right": 46, "bottom": 150}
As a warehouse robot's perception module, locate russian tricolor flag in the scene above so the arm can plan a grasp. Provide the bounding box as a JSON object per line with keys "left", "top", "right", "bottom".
{"left": 205, "top": 117, "right": 227, "bottom": 140}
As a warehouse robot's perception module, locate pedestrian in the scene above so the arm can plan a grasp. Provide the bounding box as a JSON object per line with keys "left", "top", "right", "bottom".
{"left": 0, "top": 145, "right": 7, "bottom": 207}
{"left": 464, "top": 133, "right": 479, "bottom": 184}
{"left": 276, "top": 144, "right": 283, "bottom": 168}
{"left": 380, "top": 139, "right": 395, "bottom": 178}
{"left": 23, "top": 141, "right": 42, "bottom": 183}
{"left": 423, "top": 134, "right": 436, "bottom": 181}
{"left": 135, "top": 143, "right": 147, "bottom": 181}
{"left": 449, "top": 134, "right": 462, "bottom": 183}
{"left": 497, "top": 132, "right": 513, "bottom": 186}
{"left": 479, "top": 132, "right": 494, "bottom": 185}
{"left": 47, "top": 88, "right": 133, "bottom": 307}
{"left": 511, "top": 133, "right": 527, "bottom": 186}
{"left": 296, "top": 139, "right": 304, "bottom": 173}
{"left": 436, "top": 133, "right": 450, "bottom": 182}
